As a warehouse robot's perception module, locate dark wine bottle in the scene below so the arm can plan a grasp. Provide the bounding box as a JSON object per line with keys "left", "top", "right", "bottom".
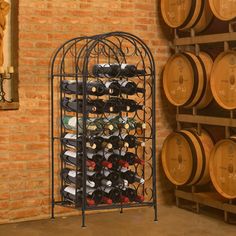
{"left": 120, "top": 133, "right": 145, "bottom": 148}
{"left": 105, "top": 80, "right": 121, "bottom": 96}
{"left": 121, "top": 98, "right": 144, "bottom": 112}
{"left": 104, "top": 98, "right": 121, "bottom": 113}
{"left": 119, "top": 167, "right": 145, "bottom": 184}
{"left": 61, "top": 186, "right": 95, "bottom": 206}
{"left": 87, "top": 170, "right": 112, "bottom": 187}
{"left": 61, "top": 133, "right": 97, "bottom": 150}
{"left": 87, "top": 152, "right": 113, "bottom": 169}
{"left": 92, "top": 64, "right": 146, "bottom": 78}
{"left": 121, "top": 187, "right": 144, "bottom": 203}
{"left": 101, "top": 132, "right": 129, "bottom": 149}
{"left": 81, "top": 186, "right": 103, "bottom": 204}
{"left": 100, "top": 186, "right": 120, "bottom": 203}
{"left": 61, "top": 97, "right": 105, "bottom": 114}
{"left": 114, "top": 150, "right": 144, "bottom": 165}
{"left": 119, "top": 80, "right": 145, "bottom": 95}
{"left": 61, "top": 168, "right": 96, "bottom": 188}
{"left": 101, "top": 169, "right": 120, "bottom": 186}
{"left": 102, "top": 152, "right": 129, "bottom": 169}
{"left": 89, "top": 136, "right": 113, "bottom": 150}
{"left": 61, "top": 150, "right": 96, "bottom": 169}
{"left": 61, "top": 80, "right": 107, "bottom": 96}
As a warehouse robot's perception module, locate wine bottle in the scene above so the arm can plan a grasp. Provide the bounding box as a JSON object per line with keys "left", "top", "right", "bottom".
{"left": 92, "top": 64, "right": 146, "bottom": 78}
{"left": 121, "top": 187, "right": 144, "bottom": 203}
{"left": 104, "top": 80, "right": 121, "bottom": 96}
{"left": 118, "top": 80, "right": 145, "bottom": 95}
{"left": 87, "top": 170, "right": 112, "bottom": 187}
{"left": 87, "top": 152, "right": 113, "bottom": 169}
{"left": 61, "top": 80, "right": 107, "bottom": 96}
{"left": 89, "top": 136, "right": 113, "bottom": 150}
{"left": 101, "top": 152, "right": 129, "bottom": 169}
{"left": 122, "top": 117, "right": 147, "bottom": 131}
{"left": 61, "top": 168, "right": 96, "bottom": 188}
{"left": 119, "top": 167, "right": 145, "bottom": 184}
{"left": 101, "top": 132, "right": 129, "bottom": 149}
{"left": 62, "top": 97, "right": 105, "bottom": 114}
{"left": 61, "top": 186, "right": 95, "bottom": 206}
{"left": 100, "top": 186, "right": 120, "bottom": 203}
{"left": 62, "top": 116, "right": 99, "bottom": 132}
{"left": 120, "top": 98, "right": 144, "bottom": 112}
{"left": 61, "top": 150, "right": 96, "bottom": 169}
{"left": 104, "top": 98, "right": 121, "bottom": 113}
{"left": 80, "top": 186, "right": 103, "bottom": 204}
{"left": 120, "top": 133, "right": 145, "bottom": 148}
{"left": 114, "top": 150, "right": 144, "bottom": 165}
{"left": 101, "top": 169, "right": 120, "bottom": 186}
{"left": 61, "top": 133, "right": 97, "bottom": 150}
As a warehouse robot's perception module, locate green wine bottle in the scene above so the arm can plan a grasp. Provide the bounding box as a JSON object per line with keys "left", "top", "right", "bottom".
{"left": 62, "top": 116, "right": 100, "bottom": 132}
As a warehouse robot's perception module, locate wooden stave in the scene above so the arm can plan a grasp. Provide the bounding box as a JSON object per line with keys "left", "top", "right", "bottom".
{"left": 209, "top": 0, "right": 236, "bottom": 21}
{"left": 183, "top": 52, "right": 205, "bottom": 108}
{"left": 181, "top": 130, "right": 204, "bottom": 185}
{"left": 181, "top": 0, "right": 203, "bottom": 31}
{"left": 210, "top": 50, "right": 236, "bottom": 110}
{"left": 209, "top": 138, "right": 236, "bottom": 199}
{"left": 195, "top": 52, "right": 213, "bottom": 109}
{"left": 193, "top": 0, "right": 214, "bottom": 33}
{"left": 161, "top": 129, "right": 213, "bottom": 186}
{"left": 162, "top": 53, "right": 196, "bottom": 107}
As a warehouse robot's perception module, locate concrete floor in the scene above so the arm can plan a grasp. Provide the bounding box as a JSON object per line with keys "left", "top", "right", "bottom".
{"left": 0, "top": 206, "right": 235, "bottom": 236}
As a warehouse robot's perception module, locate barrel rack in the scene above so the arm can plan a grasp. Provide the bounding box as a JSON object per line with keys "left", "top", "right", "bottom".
{"left": 172, "top": 21, "right": 236, "bottom": 223}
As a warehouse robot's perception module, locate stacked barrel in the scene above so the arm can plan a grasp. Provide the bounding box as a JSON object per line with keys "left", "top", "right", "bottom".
{"left": 160, "top": 0, "right": 236, "bottom": 200}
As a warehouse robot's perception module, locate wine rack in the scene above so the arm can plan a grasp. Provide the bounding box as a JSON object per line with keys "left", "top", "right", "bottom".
{"left": 50, "top": 31, "right": 157, "bottom": 227}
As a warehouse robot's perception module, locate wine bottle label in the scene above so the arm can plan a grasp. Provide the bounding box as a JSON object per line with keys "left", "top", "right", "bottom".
{"left": 68, "top": 117, "right": 77, "bottom": 128}
{"left": 86, "top": 152, "right": 94, "bottom": 159}
{"left": 64, "top": 150, "right": 76, "bottom": 158}
{"left": 64, "top": 186, "right": 76, "bottom": 195}
{"left": 68, "top": 170, "right": 76, "bottom": 178}
{"left": 86, "top": 180, "right": 95, "bottom": 188}
{"left": 118, "top": 80, "right": 129, "bottom": 86}
{"left": 85, "top": 186, "right": 96, "bottom": 195}
{"left": 120, "top": 167, "right": 129, "bottom": 173}
{"left": 66, "top": 80, "right": 76, "bottom": 84}
{"left": 64, "top": 133, "right": 77, "bottom": 139}
{"left": 101, "top": 179, "right": 112, "bottom": 187}
{"left": 103, "top": 152, "right": 112, "bottom": 160}
{"left": 120, "top": 133, "right": 127, "bottom": 139}
{"left": 104, "top": 81, "right": 113, "bottom": 88}
{"left": 120, "top": 64, "right": 128, "bottom": 69}
{"left": 86, "top": 170, "right": 96, "bottom": 177}
{"left": 102, "top": 169, "right": 111, "bottom": 177}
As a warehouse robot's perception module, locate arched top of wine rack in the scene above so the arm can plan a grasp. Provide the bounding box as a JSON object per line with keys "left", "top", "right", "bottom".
{"left": 50, "top": 31, "right": 156, "bottom": 80}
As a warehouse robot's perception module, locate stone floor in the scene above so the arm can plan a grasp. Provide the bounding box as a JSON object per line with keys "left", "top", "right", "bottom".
{"left": 0, "top": 205, "right": 235, "bottom": 236}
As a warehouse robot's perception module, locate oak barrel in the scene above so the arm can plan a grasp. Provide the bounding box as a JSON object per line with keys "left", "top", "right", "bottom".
{"left": 161, "top": 129, "right": 214, "bottom": 186}
{"left": 209, "top": 137, "right": 236, "bottom": 199}
{"left": 163, "top": 52, "right": 213, "bottom": 109}
{"left": 209, "top": 0, "right": 236, "bottom": 21}
{"left": 160, "top": 0, "right": 213, "bottom": 32}
{"left": 210, "top": 50, "right": 236, "bottom": 110}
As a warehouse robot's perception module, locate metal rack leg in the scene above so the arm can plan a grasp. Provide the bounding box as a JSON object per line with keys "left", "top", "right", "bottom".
{"left": 154, "top": 204, "right": 158, "bottom": 222}
{"left": 51, "top": 200, "right": 55, "bottom": 219}
{"left": 82, "top": 209, "right": 86, "bottom": 228}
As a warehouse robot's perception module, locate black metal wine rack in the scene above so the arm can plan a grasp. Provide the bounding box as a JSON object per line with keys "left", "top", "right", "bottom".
{"left": 50, "top": 31, "right": 157, "bottom": 227}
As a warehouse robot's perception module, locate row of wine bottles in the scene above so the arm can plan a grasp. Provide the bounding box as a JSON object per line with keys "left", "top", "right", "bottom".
{"left": 62, "top": 97, "right": 144, "bottom": 114}
{"left": 62, "top": 150, "right": 144, "bottom": 171}
{"left": 62, "top": 79, "right": 145, "bottom": 96}
{"left": 92, "top": 64, "right": 146, "bottom": 78}
{"left": 62, "top": 133, "right": 145, "bottom": 151}
{"left": 62, "top": 115, "right": 146, "bottom": 134}
{"left": 62, "top": 185, "right": 144, "bottom": 206}
{"left": 61, "top": 166, "right": 144, "bottom": 205}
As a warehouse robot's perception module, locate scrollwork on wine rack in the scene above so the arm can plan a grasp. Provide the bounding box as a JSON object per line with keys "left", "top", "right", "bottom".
{"left": 51, "top": 32, "right": 157, "bottom": 227}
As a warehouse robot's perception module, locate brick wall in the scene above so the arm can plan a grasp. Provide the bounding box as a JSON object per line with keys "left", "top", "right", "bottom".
{"left": 0, "top": 0, "right": 174, "bottom": 223}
